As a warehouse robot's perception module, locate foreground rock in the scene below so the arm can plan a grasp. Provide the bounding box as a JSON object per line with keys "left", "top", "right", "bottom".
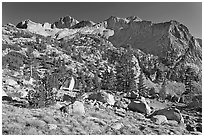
{"left": 151, "top": 115, "right": 168, "bottom": 124}
{"left": 128, "top": 98, "right": 151, "bottom": 115}
{"left": 149, "top": 107, "right": 184, "bottom": 124}
{"left": 60, "top": 101, "right": 85, "bottom": 115}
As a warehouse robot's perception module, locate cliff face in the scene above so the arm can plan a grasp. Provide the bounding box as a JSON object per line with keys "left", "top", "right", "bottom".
{"left": 97, "top": 17, "right": 201, "bottom": 68}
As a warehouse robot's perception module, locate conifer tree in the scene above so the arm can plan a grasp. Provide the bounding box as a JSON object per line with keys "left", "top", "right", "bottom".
{"left": 115, "top": 50, "right": 138, "bottom": 93}
{"left": 138, "top": 72, "right": 147, "bottom": 96}
{"left": 159, "top": 76, "right": 168, "bottom": 101}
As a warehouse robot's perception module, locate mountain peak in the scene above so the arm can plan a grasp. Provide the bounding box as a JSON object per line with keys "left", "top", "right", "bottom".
{"left": 16, "top": 19, "right": 39, "bottom": 29}
{"left": 51, "top": 15, "right": 79, "bottom": 29}
{"left": 126, "top": 16, "right": 142, "bottom": 22}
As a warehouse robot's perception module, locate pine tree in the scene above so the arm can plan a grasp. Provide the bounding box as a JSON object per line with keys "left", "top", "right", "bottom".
{"left": 159, "top": 77, "right": 167, "bottom": 101}
{"left": 115, "top": 50, "right": 138, "bottom": 93}
{"left": 138, "top": 72, "right": 147, "bottom": 97}
{"left": 101, "top": 68, "right": 116, "bottom": 91}
{"left": 182, "top": 67, "right": 194, "bottom": 103}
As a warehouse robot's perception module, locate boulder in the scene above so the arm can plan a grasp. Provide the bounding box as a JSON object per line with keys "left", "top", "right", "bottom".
{"left": 128, "top": 100, "right": 151, "bottom": 114}
{"left": 72, "top": 101, "right": 85, "bottom": 115}
{"left": 106, "top": 93, "right": 115, "bottom": 105}
{"left": 111, "top": 123, "right": 124, "bottom": 130}
{"left": 150, "top": 107, "right": 184, "bottom": 124}
{"left": 48, "top": 124, "right": 58, "bottom": 130}
{"left": 60, "top": 101, "right": 85, "bottom": 115}
{"left": 151, "top": 115, "right": 168, "bottom": 124}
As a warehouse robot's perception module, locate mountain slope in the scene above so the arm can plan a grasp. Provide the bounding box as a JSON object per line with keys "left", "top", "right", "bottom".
{"left": 97, "top": 17, "right": 201, "bottom": 68}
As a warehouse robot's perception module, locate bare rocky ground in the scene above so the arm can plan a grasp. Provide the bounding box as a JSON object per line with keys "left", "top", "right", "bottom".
{"left": 2, "top": 98, "right": 201, "bottom": 135}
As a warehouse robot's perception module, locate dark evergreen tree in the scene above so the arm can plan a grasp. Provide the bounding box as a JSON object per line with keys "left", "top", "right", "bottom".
{"left": 115, "top": 50, "right": 138, "bottom": 93}
{"left": 159, "top": 77, "right": 168, "bottom": 100}
{"left": 101, "top": 68, "right": 116, "bottom": 91}
{"left": 138, "top": 72, "right": 147, "bottom": 97}
{"left": 182, "top": 66, "right": 196, "bottom": 103}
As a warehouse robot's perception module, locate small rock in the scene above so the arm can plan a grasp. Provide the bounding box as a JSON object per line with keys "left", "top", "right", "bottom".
{"left": 42, "top": 115, "right": 58, "bottom": 124}
{"left": 196, "top": 118, "right": 202, "bottom": 123}
{"left": 27, "top": 127, "right": 38, "bottom": 135}
{"left": 48, "top": 124, "right": 57, "bottom": 130}
{"left": 111, "top": 123, "right": 124, "bottom": 130}
{"left": 87, "top": 117, "right": 106, "bottom": 126}
{"left": 62, "top": 127, "right": 70, "bottom": 134}
{"left": 115, "top": 111, "right": 126, "bottom": 118}
{"left": 151, "top": 115, "right": 168, "bottom": 124}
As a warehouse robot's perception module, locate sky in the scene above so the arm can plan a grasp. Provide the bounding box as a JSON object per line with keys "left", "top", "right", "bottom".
{"left": 2, "top": 2, "right": 202, "bottom": 38}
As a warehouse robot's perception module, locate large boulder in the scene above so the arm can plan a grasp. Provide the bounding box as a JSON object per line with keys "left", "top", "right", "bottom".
{"left": 61, "top": 101, "right": 85, "bottom": 115}
{"left": 128, "top": 99, "right": 151, "bottom": 114}
{"left": 149, "top": 107, "right": 184, "bottom": 124}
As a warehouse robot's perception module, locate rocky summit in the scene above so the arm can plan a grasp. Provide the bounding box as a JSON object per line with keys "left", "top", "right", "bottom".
{"left": 2, "top": 15, "right": 202, "bottom": 135}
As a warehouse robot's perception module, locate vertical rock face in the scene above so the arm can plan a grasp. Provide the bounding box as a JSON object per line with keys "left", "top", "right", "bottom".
{"left": 102, "top": 18, "right": 201, "bottom": 68}
{"left": 51, "top": 15, "right": 79, "bottom": 29}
